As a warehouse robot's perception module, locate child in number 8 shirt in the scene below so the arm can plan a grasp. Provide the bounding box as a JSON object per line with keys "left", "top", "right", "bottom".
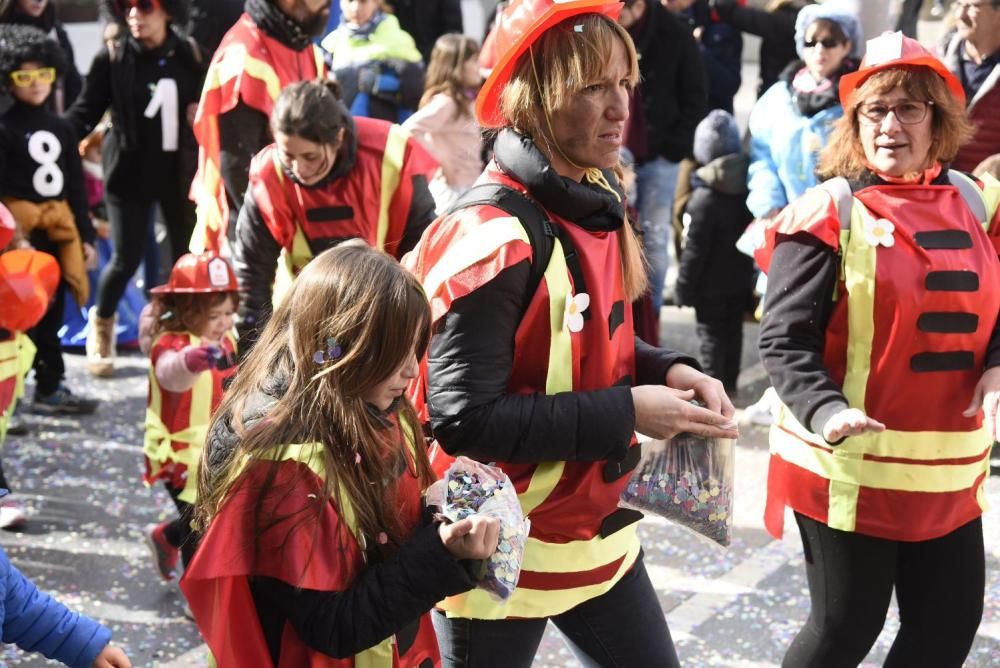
{"left": 0, "top": 24, "right": 99, "bottom": 414}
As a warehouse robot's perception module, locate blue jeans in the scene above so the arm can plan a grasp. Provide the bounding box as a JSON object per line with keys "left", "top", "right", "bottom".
{"left": 635, "top": 157, "right": 681, "bottom": 312}
{"left": 432, "top": 553, "right": 680, "bottom": 668}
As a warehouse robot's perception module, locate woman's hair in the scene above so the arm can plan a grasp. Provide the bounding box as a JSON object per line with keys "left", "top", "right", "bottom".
{"left": 497, "top": 13, "right": 648, "bottom": 300}
{"left": 194, "top": 244, "right": 434, "bottom": 567}
{"left": 147, "top": 291, "right": 239, "bottom": 342}
{"left": 818, "top": 66, "right": 975, "bottom": 180}
{"left": 0, "top": 24, "right": 66, "bottom": 86}
{"left": 271, "top": 79, "right": 352, "bottom": 146}
{"left": 419, "top": 33, "right": 480, "bottom": 118}
{"left": 100, "top": 0, "right": 191, "bottom": 26}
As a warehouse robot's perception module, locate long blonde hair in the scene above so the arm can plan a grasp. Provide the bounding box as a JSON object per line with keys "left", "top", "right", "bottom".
{"left": 194, "top": 244, "right": 434, "bottom": 567}
{"left": 419, "top": 33, "right": 480, "bottom": 118}
{"left": 497, "top": 14, "right": 648, "bottom": 301}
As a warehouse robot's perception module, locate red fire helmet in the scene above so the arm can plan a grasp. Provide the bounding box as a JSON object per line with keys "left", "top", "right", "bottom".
{"left": 0, "top": 249, "right": 61, "bottom": 332}
{"left": 839, "top": 31, "right": 965, "bottom": 107}
{"left": 476, "top": 0, "right": 623, "bottom": 129}
{"left": 150, "top": 252, "right": 239, "bottom": 295}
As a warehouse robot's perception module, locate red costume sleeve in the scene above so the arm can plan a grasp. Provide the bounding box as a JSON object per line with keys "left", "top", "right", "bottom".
{"left": 754, "top": 186, "right": 842, "bottom": 274}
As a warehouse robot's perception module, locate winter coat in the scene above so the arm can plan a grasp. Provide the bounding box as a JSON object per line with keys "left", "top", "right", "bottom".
{"left": 627, "top": 2, "right": 708, "bottom": 163}
{"left": 0, "top": 538, "right": 111, "bottom": 667}
{"left": 389, "top": 0, "right": 464, "bottom": 63}
{"left": 714, "top": 0, "right": 806, "bottom": 98}
{"left": 675, "top": 153, "right": 754, "bottom": 307}
{"left": 941, "top": 32, "right": 1000, "bottom": 172}
{"left": 747, "top": 66, "right": 842, "bottom": 218}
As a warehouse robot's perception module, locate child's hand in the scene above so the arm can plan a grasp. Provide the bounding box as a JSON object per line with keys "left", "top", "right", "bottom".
{"left": 92, "top": 644, "right": 131, "bottom": 668}
{"left": 181, "top": 345, "right": 218, "bottom": 373}
{"left": 438, "top": 516, "right": 500, "bottom": 560}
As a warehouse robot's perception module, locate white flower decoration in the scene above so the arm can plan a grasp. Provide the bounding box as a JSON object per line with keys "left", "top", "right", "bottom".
{"left": 863, "top": 217, "right": 895, "bottom": 248}
{"left": 564, "top": 292, "right": 590, "bottom": 333}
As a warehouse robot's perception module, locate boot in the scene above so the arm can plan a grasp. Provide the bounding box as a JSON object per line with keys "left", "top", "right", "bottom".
{"left": 86, "top": 307, "right": 115, "bottom": 378}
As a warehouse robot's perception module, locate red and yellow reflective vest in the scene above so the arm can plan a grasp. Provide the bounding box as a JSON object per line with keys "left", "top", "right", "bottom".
{"left": 143, "top": 331, "right": 238, "bottom": 503}
{"left": 0, "top": 330, "right": 37, "bottom": 444}
{"left": 181, "top": 417, "right": 439, "bottom": 667}
{"left": 189, "top": 13, "right": 326, "bottom": 253}
{"left": 757, "top": 171, "right": 1000, "bottom": 541}
{"left": 247, "top": 119, "right": 437, "bottom": 300}
{"left": 404, "top": 166, "right": 642, "bottom": 620}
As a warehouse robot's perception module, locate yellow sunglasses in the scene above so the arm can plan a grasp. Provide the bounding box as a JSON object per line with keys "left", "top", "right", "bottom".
{"left": 10, "top": 67, "right": 56, "bottom": 88}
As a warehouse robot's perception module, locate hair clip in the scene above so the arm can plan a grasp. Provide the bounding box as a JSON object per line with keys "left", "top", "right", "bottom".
{"left": 574, "top": 24, "right": 584, "bottom": 33}
{"left": 313, "top": 337, "right": 343, "bottom": 364}
{"left": 158, "top": 310, "right": 174, "bottom": 321}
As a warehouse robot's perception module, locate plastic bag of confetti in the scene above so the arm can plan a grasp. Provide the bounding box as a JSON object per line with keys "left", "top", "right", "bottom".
{"left": 620, "top": 433, "right": 735, "bottom": 547}
{"left": 425, "top": 457, "right": 529, "bottom": 601}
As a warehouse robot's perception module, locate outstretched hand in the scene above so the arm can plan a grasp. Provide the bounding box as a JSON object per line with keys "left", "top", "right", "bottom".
{"left": 821, "top": 408, "right": 886, "bottom": 444}
{"left": 92, "top": 645, "right": 131, "bottom": 668}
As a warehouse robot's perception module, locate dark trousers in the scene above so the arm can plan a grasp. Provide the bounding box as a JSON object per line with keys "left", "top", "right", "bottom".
{"left": 26, "top": 231, "right": 66, "bottom": 396}
{"left": 432, "top": 553, "right": 680, "bottom": 668}
{"left": 694, "top": 296, "right": 744, "bottom": 393}
{"left": 785, "top": 512, "right": 984, "bottom": 668}
{"left": 96, "top": 194, "right": 194, "bottom": 319}
{"left": 162, "top": 483, "right": 198, "bottom": 569}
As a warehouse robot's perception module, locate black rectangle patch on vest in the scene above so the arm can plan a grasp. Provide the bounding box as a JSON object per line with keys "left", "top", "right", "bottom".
{"left": 603, "top": 443, "right": 642, "bottom": 483}
{"left": 608, "top": 300, "right": 625, "bottom": 339}
{"left": 913, "top": 230, "right": 972, "bottom": 249}
{"left": 917, "top": 312, "right": 979, "bottom": 333}
{"left": 910, "top": 351, "right": 975, "bottom": 372}
{"left": 599, "top": 508, "right": 643, "bottom": 538}
{"left": 306, "top": 205, "right": 354, "bottom": 222}
{"left": 925, "top": 271, "right": 979, "bottom": 292}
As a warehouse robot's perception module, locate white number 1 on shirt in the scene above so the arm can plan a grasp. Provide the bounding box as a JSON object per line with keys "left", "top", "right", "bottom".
{"left": 144, "top": 78, "right": 179, "bottom": 152}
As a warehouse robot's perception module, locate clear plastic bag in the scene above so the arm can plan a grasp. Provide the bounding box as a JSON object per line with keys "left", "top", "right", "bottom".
{"left": 425, "top": 457, "right": 530, "bottom": 600}
{"left": 620, "top": 433, "right": 735, "bottom": 547}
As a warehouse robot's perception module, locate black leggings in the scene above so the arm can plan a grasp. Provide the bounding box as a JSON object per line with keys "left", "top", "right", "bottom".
{"left": 96, "top": 194, "right": 194, "bottom": 319}
{"left": 162, "top": 483, "right": 198, "bottom": 569}
{"left": 785, "top": 512, "right": 984, "bottom": 668}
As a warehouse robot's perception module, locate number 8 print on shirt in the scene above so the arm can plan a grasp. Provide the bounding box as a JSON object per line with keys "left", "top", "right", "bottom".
{"left": 28, "top": 130, "right": 63, "bottom": 198}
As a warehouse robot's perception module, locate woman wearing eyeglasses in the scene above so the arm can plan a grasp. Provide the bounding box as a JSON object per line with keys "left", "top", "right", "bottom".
{"left": 66, "top": 0, "right": 204, "bottom": 378}
{"left": 755, "top": 32, "right": 1000, "bottom": 667}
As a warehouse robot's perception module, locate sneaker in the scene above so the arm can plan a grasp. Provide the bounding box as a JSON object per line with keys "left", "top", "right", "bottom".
{"left": 5, "top": 401, "right": 28, "bottom": 436}
{"left": 0, "top": 496, "right": 27, "bottom": 530}
{"left": 32, "top": 385, "right": 99, "bottom": 415}
{"left": 145, "top": 522, "right": 179, "bottom": 581}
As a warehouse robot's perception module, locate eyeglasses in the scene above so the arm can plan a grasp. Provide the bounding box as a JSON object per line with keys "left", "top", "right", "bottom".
{"left": 857, "top": 100, "right": 934, "bottom": 125}
{"left": 803, "top": 37, "right": 845, "bottom": 49}
{"left": 9, "top": 67, "right": 56, "bottom": 87}
{"left": 115, "top": 0, "right": 161, "bottom": 14}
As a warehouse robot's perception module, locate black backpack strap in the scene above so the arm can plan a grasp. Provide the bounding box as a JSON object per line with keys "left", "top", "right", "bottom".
{"left": 448, "top": 184, "right": 557, "bottom": 309}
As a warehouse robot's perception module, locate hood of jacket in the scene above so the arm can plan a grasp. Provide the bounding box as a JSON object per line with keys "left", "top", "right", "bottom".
{"left": 693, "top": 153, "right": 750, "bottom": 196}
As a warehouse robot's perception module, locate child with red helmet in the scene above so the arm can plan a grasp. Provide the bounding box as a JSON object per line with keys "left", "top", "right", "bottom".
{"left": 140, "top": 252, "right": 240, "bottom": 585}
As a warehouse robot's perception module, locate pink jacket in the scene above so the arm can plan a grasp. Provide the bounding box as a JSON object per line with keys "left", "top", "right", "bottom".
{"left": 402, "top": 93, "right": 483, "bottom": 189}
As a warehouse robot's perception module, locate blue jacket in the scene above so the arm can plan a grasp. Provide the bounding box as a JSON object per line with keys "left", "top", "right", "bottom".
{"left": 0, "top": 545, "right": 111, "bottom": 667}
{"left": 746, "top": 79, "right": 842, "bottom": 219}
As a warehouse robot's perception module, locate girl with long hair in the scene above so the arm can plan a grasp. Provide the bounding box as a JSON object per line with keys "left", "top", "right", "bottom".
{"left": 181, "top": 243, "right": 498, "bottom": 667}
{"left": 403, "top": 33, "right": 484, "bottom": 211}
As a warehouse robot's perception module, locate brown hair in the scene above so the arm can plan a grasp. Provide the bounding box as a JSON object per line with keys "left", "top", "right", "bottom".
{"left": 818, "top": 66, "right": 975, "bottom": 181}
{"left": 419, "top": 33, "right": 480, "bottom": 118}
{"left": 497, "top": 14, "right": 648, "bottom": 300}
{"left": 148, "top": 291, "right": 239, "bottom": 343}
{"left": 271, "top": 79, "right": 350, "bottom": 147}
{"left": 194, "top": 244, "right": 434, "bottom": 569}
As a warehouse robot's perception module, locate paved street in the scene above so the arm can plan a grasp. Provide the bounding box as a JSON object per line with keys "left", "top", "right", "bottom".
{"left": 0, "top": 306, "right": 998, "bottom": 667}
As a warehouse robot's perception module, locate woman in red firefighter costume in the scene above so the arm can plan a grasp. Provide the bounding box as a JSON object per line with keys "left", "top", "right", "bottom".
{"left": 182, "top": 244, "right": 499, "bottom": 667}
{"left": 403, "top": 1, "right": 739, "bottom": 665}
{"left": 755, "top": 32, "right": 1000, "bottom": 667}
{"left": 141, "top": 252, "right": 239, "bottom": 582}
{"left": 232, "top": 78, "right": 437, "bottom": 353}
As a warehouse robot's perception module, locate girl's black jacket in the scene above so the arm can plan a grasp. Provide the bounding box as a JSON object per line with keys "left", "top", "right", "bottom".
{"left": 66, "top": 28, "right": 205, "bottom": 200}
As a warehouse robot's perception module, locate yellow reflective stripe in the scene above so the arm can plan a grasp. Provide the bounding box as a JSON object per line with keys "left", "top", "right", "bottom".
{"left": 312, "top": 44, "right": 325, "bottom": 79}
{"left": 841, "top": 200, "right": 875, "bottom": 410}
{"left": 214, "top": 43, "right": 282, "bottom": 101}
{"left": 14, "top": 334, "right": 34, "bottom": 399}
{"left": 439, "top": 528, "right": 641, "bottom": 620}
{"left": 776, "top": 401, "right": 991, "bottom": 461}
{"left": 269, "top": 155, "right": 313, "bottom": 306}
{"left": 516, "top": 462, "right": 564, "bottom": 517}
{"left": 770, "top": 422, "right": 989, "bottom": 493}
{"left": 422, "top": 217, "right": 528, "bottom": 303}
{"left": 977, "top": 173, "right": 1000, "bottom": 225}
{"left": 376, "top": 124, "right": 410, "bottom": 250}
{"left": 544, "top": 237, "right": 573, "bottom": 395}
{"left": 0, "top": 340, "right": 17, "bottom": 384}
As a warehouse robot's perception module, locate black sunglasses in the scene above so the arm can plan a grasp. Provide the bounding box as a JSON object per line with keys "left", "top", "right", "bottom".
{"left": 803, "top": 37, "right": 845, "bottom": 49}
{"left": 115, "top": 0, "right": 160, "bottom": 14}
